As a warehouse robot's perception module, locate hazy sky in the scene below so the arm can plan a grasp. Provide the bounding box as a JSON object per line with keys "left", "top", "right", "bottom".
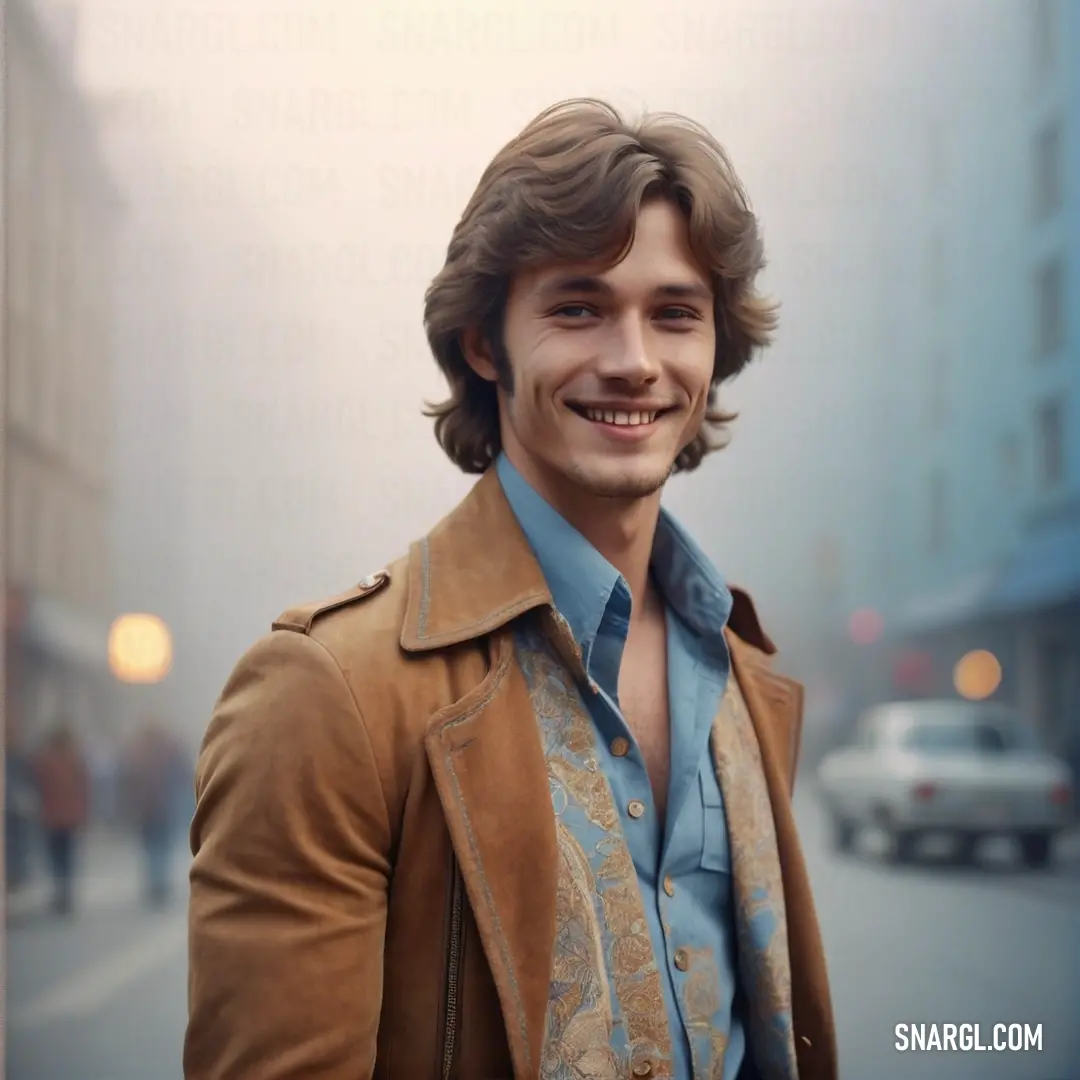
{"left": 50, "top": 0, "right": 995, "bottom": 729}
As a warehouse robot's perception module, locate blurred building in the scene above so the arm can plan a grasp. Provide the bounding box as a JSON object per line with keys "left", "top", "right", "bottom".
{"left": 836, "top": 2, "right": 1080, "bottom": 769}
{"left": 996, "top": 0, "right": 1080, "bottom": 767}
{"left": 3, "top": 0, "right": 122, "bottom": 751}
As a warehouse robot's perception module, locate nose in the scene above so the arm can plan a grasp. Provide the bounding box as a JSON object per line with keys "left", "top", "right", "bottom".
{"left": 595, "top": 313, "right": 661, "bottom": 386}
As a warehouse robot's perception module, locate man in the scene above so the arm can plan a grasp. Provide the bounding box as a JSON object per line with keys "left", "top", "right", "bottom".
{"left": 186, "top": 98, "right": 836, "bottom": 1080}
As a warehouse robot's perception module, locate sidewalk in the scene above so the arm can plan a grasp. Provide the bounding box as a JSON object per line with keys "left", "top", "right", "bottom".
{"left": 6, "top": 827, "right": 187, "bottom": 920}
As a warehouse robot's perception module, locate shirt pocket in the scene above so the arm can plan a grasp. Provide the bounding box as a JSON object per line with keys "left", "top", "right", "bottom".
{"left": 699, "top": 768, "right": 732, "bottom": 874}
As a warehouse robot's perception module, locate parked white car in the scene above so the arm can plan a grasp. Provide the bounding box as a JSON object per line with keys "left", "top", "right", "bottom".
{"left": 816, "top": 699, "right": 1074, "bottom": 867}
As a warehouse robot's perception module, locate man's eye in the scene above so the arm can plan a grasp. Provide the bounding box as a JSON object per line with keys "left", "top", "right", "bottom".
{"left": 553, "top": 304, "right": 596, "bottom": 318}
{"left": 659, "top": 308, "right": 699, "bottom": 321}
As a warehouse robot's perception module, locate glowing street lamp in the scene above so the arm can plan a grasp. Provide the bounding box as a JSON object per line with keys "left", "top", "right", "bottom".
{"left": 953, "top": 649, "right": 1002, "bottom": 701}
{"left": 108, "top": 613, "right": 173, "bottom": 684}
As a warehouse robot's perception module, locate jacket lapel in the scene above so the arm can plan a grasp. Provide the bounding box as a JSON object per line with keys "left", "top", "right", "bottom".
{"left": 424, "top": 628, "right": 558, "bottom": 1080}
{"left": 712, "top": 639, "right": 800, "bottom": 1080}
{"left": 403, "top": 472, "right": 560, "bottom": 1080}
{"left": 727, "top": 637, "right": 837, "bottom": 1079}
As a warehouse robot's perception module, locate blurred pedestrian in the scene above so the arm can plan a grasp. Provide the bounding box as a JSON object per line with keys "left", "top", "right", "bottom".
{"left": 5, "top": 744, "right": 38, "bottom": 891}
{"left": 123, "top": 718, "right": 189, "bottom": 907}
{"left": 31, "top": 722, "right": 90, "bottom": 915}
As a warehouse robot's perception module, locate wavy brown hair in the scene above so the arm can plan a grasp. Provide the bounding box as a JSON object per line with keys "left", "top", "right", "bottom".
{"left": 423, "top": 97, "right": 779, "bottom": 474}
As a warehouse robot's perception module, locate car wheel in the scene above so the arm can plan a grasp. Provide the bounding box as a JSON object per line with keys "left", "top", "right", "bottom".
{"left": 1018, "top": 832, "right": 1053, "bottom": 869}
{"left": 953, "top": 832, "right": 979, "bottom": 866}
{"left": 889, "top": 828, "right": 920, "bottom": 865}
{"left": 831, "top": 815, "right": 856, "bottom": 853}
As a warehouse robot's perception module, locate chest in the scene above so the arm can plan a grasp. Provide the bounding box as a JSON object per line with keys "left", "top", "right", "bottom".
{"left": 618, "top": 612, "right": 671, "bottom": 807}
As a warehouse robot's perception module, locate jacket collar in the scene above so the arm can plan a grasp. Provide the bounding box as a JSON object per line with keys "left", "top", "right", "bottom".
{"left": 400, "top": 466, "right": 777, "bottom": 656}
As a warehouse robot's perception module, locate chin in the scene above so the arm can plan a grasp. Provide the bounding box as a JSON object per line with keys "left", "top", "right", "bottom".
{"left": 563, "top": 457, "right": 673, "bottom": 501}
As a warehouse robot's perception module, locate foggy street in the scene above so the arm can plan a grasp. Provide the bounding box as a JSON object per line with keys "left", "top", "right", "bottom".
{"left": 7, "top": 834, "right": 188, "bottom": 1080}
{"left": 801, "top": 788, "right": 1080, "bottom": 1080}
{"left": 4, "top": 2, "right": 1079, "bottom": 1080}
{"left": 7, "top": 791, "right": 1079, "bottom": 1080}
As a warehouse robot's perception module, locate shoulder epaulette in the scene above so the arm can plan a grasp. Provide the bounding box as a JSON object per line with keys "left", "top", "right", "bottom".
{"left": 272, "top": 570, "right": 390, "bottom": 634}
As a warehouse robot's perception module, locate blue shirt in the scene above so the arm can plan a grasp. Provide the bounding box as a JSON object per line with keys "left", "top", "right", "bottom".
{"left": 497, "top": 453, "right": 752, "bottom": 1080}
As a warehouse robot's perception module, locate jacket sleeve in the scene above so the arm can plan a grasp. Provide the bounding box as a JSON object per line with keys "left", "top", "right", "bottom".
{"left": 184, "top": 629, "right": 392, "bottom": 1079}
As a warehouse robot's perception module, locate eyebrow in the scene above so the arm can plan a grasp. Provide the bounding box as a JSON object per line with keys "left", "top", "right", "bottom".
{"left": 534, "top": 274, "right": 713, "bottom": 305}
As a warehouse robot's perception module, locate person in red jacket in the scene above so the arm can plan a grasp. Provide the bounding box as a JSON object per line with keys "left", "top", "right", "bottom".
{"left": 32, "top": 722, "right": 90, "bottom": 915}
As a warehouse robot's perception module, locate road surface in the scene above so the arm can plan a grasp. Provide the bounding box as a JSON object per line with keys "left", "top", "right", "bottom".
{"left": 6, "top": 793, "right": 1079, "bottom": 1079}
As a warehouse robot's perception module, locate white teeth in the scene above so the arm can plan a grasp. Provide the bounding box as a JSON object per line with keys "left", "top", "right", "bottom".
{"left": 584, "top": 408, "right": 658, "bottom": 426}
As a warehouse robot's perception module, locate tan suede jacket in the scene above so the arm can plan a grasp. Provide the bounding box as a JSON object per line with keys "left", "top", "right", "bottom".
{"left": 185, "top": 470, "right": 836, "bottom": 1079}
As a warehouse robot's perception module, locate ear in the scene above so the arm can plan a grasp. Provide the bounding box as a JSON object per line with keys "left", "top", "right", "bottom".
{"left": 461, "top": 326, "right": 499, "bottom": 382}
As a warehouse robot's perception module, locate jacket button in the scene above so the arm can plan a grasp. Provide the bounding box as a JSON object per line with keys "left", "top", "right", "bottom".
{"left": 611, "top": 736, "right": 630, "bottom": 757}
{"left": 627, "top": 800, "right": 646, "bottom": 819}
{"left": 674, "top": 947, "right": 690, "bottom": 971}
{"left": 663, "top": 875, "right": 675, "bottom": 897}
{"left": 631, "top": 1061, "right": 653, "bottom": 1077}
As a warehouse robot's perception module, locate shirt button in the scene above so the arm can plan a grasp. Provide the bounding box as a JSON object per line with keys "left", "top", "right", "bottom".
{"left": 663, "top": 875, "right": 675, "bottom": 897}
{"left": 674, "top": 947, "right": 690, "bottom": 972}
{"left": 631, "top": 1061, "right": 653, "bottom": 1078}
{"left": 627, "top": 799, "right": 646, "bottom": 819}
{"left": 611, "top": 736, "right": 630, "bottom": 757}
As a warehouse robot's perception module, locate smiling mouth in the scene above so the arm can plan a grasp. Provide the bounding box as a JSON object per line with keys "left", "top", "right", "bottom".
{"left": 568, "top": 405, "right": 670, "bottom": 427}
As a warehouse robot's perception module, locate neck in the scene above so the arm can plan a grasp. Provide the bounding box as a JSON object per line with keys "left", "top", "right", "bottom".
{"left": 571, "top": 497, "right": 661, "bottom": 615}
{"left": 513, "top": 455, "right": 664, "bottom": 617}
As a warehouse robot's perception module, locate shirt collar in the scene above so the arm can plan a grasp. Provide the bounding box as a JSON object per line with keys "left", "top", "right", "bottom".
{"left": 496, "top": 453, "right": 622, "bottom": 659}
{"left": 652, "top": 506, "right": 734, "bottom": 641}
{"left": 496, "top": 453, "right": 732, "bottom": 652}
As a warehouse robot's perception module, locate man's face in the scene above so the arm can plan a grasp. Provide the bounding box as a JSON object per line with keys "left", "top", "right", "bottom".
{"left": 472, "top": 198, "right": 717, "bottom": 511}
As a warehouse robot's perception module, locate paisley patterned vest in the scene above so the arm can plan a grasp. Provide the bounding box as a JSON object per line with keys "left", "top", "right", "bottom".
{"left": 517, "top": 624, "right": 799, "bottom": 1080}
